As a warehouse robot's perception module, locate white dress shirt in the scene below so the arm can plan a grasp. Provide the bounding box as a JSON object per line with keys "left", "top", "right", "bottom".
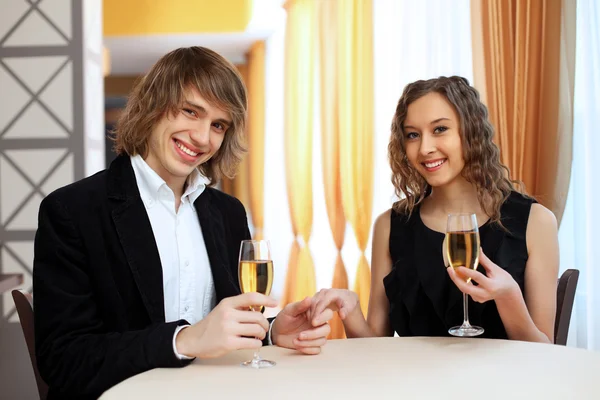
{"left": 130, "top": 155, "right": 215, "bottom": 358}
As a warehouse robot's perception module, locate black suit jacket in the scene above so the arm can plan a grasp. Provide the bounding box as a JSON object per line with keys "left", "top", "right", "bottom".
{"left": 33, "top": 155, "right": 251, "bottom": 399}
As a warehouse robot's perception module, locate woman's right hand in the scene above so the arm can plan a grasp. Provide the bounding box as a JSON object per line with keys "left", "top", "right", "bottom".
{"left": 309, "top": 289, "right": 360, "bottom": 324}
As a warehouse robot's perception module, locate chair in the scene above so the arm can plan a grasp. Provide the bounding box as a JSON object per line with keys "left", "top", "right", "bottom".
{"left": 11, "top": 290, "right": 48, "bottom": 400}
{"left": 554, "top": 269, "right": 579, "bottom": 346}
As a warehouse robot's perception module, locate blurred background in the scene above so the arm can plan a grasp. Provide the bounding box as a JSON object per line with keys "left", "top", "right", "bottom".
{"left": 0, "top": 0, "right": 598, "bottom": 398}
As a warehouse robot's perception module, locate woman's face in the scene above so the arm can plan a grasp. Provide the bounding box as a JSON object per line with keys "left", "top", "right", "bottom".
{"left": 403, "top": 92, "right": 465, "bottom": 188}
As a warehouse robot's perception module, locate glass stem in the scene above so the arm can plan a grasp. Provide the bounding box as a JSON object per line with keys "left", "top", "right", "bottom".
{"left": 462, "top": 292, "right": 472, "bottom": 327}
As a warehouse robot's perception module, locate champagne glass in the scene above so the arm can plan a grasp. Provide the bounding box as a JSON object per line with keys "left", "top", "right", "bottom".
{"left": 238, "top": 240, "right": 276, "bottom": 368}
{"left": 446, "top": 214, "right": 484, "bottom": 337}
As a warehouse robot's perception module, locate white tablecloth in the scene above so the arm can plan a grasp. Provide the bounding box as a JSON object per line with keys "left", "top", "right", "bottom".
{"left": 101, "top": 337, "right": 600, "bottom": 399}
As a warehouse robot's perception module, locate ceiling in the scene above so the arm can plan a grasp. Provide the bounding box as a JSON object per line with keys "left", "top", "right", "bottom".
{"left": 104, "top": 0, "right": 286, "bottom": 75}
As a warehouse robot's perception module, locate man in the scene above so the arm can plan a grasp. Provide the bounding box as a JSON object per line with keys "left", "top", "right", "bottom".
{"left": 33, "top": 47, "right": 332, "bottom": 399}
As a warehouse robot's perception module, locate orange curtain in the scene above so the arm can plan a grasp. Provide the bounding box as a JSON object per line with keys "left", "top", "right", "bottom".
{"left": 246, "top": 41, "right": 266, "bottom": 240}
{"left": 471, "top": 0, "right": 575, "bottom": 224}
{"left": 280, "top": 0, "right": 317, "bottom": 306}
{"left": 318, "top": 0, "right": 348, "bottom": 339}
{"left": 337, "top": 0, "right": 374, "bottom": 316}
{"left": 222, "top": 54, "right": 267, "bottom": 239}
{"left": 221, "top": 64, "right": 250, "bottom": 209}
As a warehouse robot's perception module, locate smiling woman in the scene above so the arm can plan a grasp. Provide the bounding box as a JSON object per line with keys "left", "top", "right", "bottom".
{"left": 389, "top": 76, "right": 514, "bottom": 225}
{"left": 310, "top": 76, "right": 560, "bottom": 345}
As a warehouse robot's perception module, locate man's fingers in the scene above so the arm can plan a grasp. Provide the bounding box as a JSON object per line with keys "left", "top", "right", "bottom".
{"left": 284, "top": 296, "right": 312, "bottom": 317}
{"left": 229, "top": 292, "right": 278, "bottom": 309}
{"left": 234, "top": 310, "right": 270, "bottom": 331}
{"left": 233, "top": 337, "right": 264, "bottom": 350}
{"left": 293, "top": 337, "right": 327, "bottom": 348}
{"left": 298, "top": 323, "right": 331, "bottom": 341}
{"left": 297, "top": 346, "right": 322, "bottom": 355}
{"left": 235, "top": 322, "right": 268, "bottom": 340}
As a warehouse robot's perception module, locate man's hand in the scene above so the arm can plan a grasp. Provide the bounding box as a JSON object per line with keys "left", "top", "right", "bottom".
{"left": 271, "top": 297, "right": 333, "bottom": 355}
{"left": 176, "top": 292, "right": 278, "bottom": 359}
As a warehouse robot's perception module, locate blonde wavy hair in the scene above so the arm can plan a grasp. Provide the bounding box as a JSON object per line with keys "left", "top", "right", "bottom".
{"left": 389, "top": 76, "right": 523, "bottom": 224}
{"left": 112, "top": 46, "right": 247, "bottom": 185}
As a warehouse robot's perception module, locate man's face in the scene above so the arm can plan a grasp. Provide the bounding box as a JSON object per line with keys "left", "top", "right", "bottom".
{"left": 144, "top": 87, "right": 232, "bottom": 188}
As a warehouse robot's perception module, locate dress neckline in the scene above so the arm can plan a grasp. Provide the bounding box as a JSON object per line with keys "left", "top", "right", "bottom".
{"left": 417, "top": 208, "right": 491, "bottom": 236}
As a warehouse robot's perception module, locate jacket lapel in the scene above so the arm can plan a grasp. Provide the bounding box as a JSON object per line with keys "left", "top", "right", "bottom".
{"left": 194, "top": 190, "right": 241, "bottom": 301}
{"left": 107, "top": 156, "right": 166, "bottom": 323}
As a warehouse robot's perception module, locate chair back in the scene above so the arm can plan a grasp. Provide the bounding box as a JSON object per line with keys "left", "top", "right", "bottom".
{"left": 554, "top": 269, "right": 580, "bottom": 346}
{"left": 11, "top": 290, "right": 48, "bottom": 400}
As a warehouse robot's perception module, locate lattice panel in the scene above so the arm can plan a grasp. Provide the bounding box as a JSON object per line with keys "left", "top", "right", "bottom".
{"left": 0, "top": 0, "right": 83, "bottom": 319}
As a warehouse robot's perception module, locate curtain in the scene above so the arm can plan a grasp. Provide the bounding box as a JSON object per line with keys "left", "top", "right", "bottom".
{"left": 246, "top": 41, "right": 266, "bottom": 240}
{"left": 337, "top": 0, "right": 375, "bottom": 316}
{"left": 318, "top": 0, "right": 348, "bottom": 339}
{"left": 222, "top": 52, "right": 267, "bottom": 240}
{"left": 373, "top": 0, "right": 473, "bottom": 219}
{"left": 471, "top": 0, "right": 575, "bottom": 224}
{"left": 280, "top": 0, "right": 317, "bottom": 306}
{"left": 557, "top": 0, "right": 599, "bottom": 350}
{"left": 221, "top": 64, "right": 250, "bottom": 211}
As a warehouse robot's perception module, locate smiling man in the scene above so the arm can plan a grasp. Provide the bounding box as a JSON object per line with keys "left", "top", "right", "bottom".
{"left": 33, "top": 47, "right": 332, "bottom": 400}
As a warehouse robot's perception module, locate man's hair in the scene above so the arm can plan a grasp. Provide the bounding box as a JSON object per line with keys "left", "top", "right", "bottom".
{"left": 112, "top": 46, "right": 248, "bottom": 184}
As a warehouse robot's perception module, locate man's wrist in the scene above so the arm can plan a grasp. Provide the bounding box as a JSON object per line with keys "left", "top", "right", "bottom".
{"left": 268, "top": 318, "right": 276, "bottom": 346}
{"left": 173, "top": 325, "right": 194, "bottom": 360}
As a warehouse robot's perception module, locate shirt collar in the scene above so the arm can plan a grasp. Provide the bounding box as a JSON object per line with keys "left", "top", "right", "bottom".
{"left": 130, "top": 154, "right": 207, "bottom": 205}
{"left": 183, "top": 167, "right": 208, "bottom": 204}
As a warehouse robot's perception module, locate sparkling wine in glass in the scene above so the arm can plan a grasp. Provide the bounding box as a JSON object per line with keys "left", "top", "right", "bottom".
{"left": 446, "top": 214, "right": 484, "bottom": 337}
{"left": 238, "top": 240, "right": 276, "bottom": 368}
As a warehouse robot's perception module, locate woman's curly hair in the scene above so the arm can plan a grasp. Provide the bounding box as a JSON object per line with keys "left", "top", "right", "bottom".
{"left": 112, "top": 46, "right": 247, "bottom": 185}
{"left": 389, "top": 76, "right": 523, "bottom": 224}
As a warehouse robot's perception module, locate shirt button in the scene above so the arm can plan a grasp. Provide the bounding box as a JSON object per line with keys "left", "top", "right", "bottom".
{"left": 184, "top": 260, "right": 190, "bottom": 266}
{"left": 184, "top": 306, "right": 189, "bottom": 312}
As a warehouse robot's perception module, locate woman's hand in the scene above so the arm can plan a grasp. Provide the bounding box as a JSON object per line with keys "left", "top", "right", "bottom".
{"left": 309, "top": 288, "right": 360, "bottom": 323}
{"left": 447, "top": 248, "right": 521, "bottom": 303}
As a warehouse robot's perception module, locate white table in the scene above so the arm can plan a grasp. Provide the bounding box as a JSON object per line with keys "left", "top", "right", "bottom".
{"left": 101, "top": 337, "right": 600, "bottom": 399}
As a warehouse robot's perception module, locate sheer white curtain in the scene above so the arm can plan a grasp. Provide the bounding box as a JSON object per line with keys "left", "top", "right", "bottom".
{"left": 557, "top": 0, "right": 600, "bottom": 350}
{"left": 372, "top": 0, "right": 473, "bottom": 219}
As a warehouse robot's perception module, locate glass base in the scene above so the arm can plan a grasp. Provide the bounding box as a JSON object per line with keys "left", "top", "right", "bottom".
{"left": 241, "top": 358, "right": 276, "bottom": 369}
{"left": 449, "top": 325, "right": 484, "bottom": 337}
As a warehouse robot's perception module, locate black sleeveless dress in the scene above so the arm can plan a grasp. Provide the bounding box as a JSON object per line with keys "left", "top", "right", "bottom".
{"left": 383, "top": 191, "right": 536, "bottom": 339}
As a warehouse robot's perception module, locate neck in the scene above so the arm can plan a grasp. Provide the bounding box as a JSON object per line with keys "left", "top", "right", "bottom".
{"left": 166, "top": 179, "right": 186, "bottom": 200}
{"left": 427, "top": 176, "right": 482, "bottom": 215}
{"left": 142, "top": 155, "right": 187, "bottom": 200}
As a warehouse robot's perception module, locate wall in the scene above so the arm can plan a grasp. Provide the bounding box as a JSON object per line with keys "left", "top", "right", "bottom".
{"left": 0, "top": 0, "right": 104, "bottom": 398}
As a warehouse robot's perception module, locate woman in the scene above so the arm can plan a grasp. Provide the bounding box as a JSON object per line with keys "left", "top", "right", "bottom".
{"left": 310, "top": 76, "right": 558, "bottom": 342}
